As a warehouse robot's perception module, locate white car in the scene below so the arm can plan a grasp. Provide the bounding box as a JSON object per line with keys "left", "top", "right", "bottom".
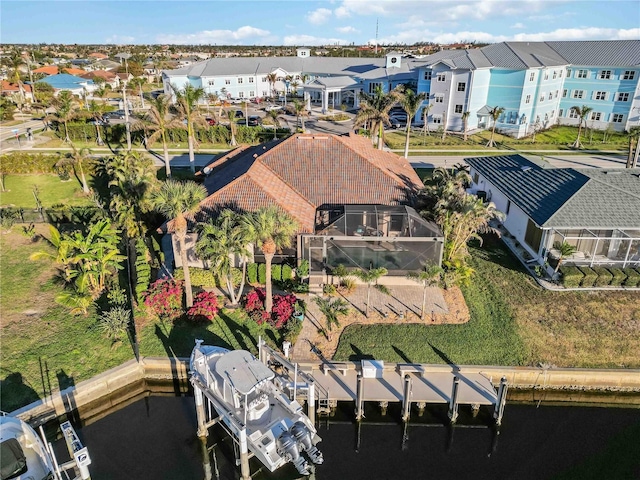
{"left": 264, "top": 104, "right": 283, "bottom": 112}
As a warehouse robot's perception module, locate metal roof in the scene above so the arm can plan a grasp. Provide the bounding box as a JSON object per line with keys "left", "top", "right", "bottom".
{"left": 546, "top": 40, "right": 640, "bottom": 67}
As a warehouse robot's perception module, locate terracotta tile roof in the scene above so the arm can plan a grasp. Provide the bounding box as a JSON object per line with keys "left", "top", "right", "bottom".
{"left": 89, "top": 53, "right": 108, "bottom": 59}
{"left": 1, "top": 81, "right": 32, "bottom": 94}
{"left": 32, "top": 65, "right": 86, "bottom": 76}
{"left": 190, "top": 133, "right": 423, "bottom": 233}
{"left": 79, "top": 70, "right": 116, "bottom": 81}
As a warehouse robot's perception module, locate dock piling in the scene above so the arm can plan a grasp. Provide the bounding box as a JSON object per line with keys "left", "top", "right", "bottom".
{"left": 401, "top": 374, "right": 412, "bottom": 422}
{"left": 494, "top": 376, "right": 508, "bottom": 426}
{"left": 194, "top": 386, "right": 208, "bottom": 438}
{"left": 355, "top": 372, "right": 365, "bottom": 421}
{"left": 239, "top": 428, "right": 251, "bottom": 480}
{"left": 308, "top": 380, "right": 316, "bottom": 425}
{"left": 448, "top": 376, "right": 460, "bottom": 423}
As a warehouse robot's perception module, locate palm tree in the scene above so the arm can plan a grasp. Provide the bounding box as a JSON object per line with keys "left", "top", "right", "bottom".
{"left": 407, "top": 264, "right": 443, "bottom": 319}
{"left": 422, "top": 103, "right": 432, "bottom": 137}
{"left": 352, "top": 267, "right": 388, "bottom": 317}
{"left": 152, "top": 180, "right": 208, "bottom": 308}
{"left": 353, "top": 85, "right": 403, "bottom": 149}
{"left": 265, "top": 109, "right": 282, "bottom": 140}
{"left": 56, "top": 144, "right": 92, "bottom": 193}
{"left": 626, "top": 126, "right": 640, "bottom": 168}
{"left": 570, "top": 105, "right": 593, "bottom": 149}
{"left": 171, "top": 83, "right": 206, "bottom": 172}
{"left": 227, "top": 109, "right": 238, "bottom": 146}
{"left": 242, "top": 206, "right": 298, "bottom": 313}
{"left": 135, "top": 94, "right": 182, "bottom": 178}
{"left": 292, "top": 99, "right": 308, "bottom": 132}
{"left": 7, "top": 51, "right": 26, "bottom": 102}
{"left": 462, "top": 111, "right": 470, "bottom": 142}
{"left": 196, "top": 210, "right": 250, "bottom": 305}
{"left": 314, "top": 297, "right": 349, "bottom": 341}
{"left": 553, "top": 241, "right": 578, "bottom": 273}
{"left": 486, "top": 106, "right": 504, "bottom": 147}
{"left": 266, "top": 73, "right": 278, "bottom": 99}
{"left": 399, "top": 88, "right": 427, "bottom": 158}
{"left": 88, "top": 100, "right": 107, "bottom": 146}
{"left": 49, "top": 91, "right": 76, "bottom": 143}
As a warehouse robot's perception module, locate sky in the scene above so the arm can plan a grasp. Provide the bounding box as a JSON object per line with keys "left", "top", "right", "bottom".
{"left": 1, "top": 0, "right": 638, "bottom": 46}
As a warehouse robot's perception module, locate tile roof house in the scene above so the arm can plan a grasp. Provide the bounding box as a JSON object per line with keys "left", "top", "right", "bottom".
{"left": 466, "top": 154, "right": 640, "bottom": 270}
{"left": 32, "top": 65, "right": 87, "bottom": 76}
{"left": 1, "top": 81, "right": 32, "bottom": 97}
{"left": 79, "top": 70, "right": 118, "bottom": 88}
{"left": 169, "top": 133, "right": 443, "bottom": 275}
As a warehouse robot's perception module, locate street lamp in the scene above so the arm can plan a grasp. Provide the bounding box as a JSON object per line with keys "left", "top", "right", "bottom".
{"left": 122, "top": 82, "right": 132, "bottom": 151}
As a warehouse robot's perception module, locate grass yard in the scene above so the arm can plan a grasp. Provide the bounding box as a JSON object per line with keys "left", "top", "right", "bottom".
{"left": 0, "top": 174, "right": 94, "bottom": 208}
{"left": 334, "top": 237, "right": 640, "bottom": 368}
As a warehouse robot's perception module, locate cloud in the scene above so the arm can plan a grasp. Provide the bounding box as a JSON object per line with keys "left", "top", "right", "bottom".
{"left": 334, "top": 6, "right": 350, "bottom": 18}
{"left": 511, "top": 23, "right": 525, "bottom": 29}
{"left": 283, "top": 34, "right": 349, "bottom": 46}
{"left": 336, "top": 26, "right": 359, "bottom": 34}
{"left": 156, "top": 26, "right": 274, "bottom": 45}
{"left": 306, "top": 8, "right": 333, "bottom": 25}
{"left": 105, "top": 35, "right": 135, "bottom": 44}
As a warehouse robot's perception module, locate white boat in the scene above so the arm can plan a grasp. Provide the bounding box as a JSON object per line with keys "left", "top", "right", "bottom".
{"left": 189, "top": 341, "right": 323, "bottom": 476}
{"left": 1, "top": 412, "right": 91, "bottom": 480}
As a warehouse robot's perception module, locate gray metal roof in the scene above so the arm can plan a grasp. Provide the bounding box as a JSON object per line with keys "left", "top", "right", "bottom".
{"left": 546, "top": 40, "right": 640, "bottom": 67}
{"left": 308, "top": 76, "right": 359, "bottom": 88}
{"left": 467, "top": 155, "right": 640, "bottom": 229}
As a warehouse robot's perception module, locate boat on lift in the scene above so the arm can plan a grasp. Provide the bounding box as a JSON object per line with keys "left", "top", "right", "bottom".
{"left": 189, "top": 341, "right": 323, "bottom": 476}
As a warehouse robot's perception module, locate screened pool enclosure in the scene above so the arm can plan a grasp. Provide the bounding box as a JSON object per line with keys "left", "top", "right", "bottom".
{"left": 299, "top": 205, "right": 444, "bottom": 275}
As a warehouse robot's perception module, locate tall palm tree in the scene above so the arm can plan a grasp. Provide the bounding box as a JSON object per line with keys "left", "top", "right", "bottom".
{"left": 292, "top": 99, "right": 307, "bottom": 132}
{"left": 570, "top": 105, "right": 593, "bottom": 149}
{"left": 56, "top": 144, "right": 92, "bottom": 194}
{"left": 352, "top": 267, "right": 388, "bottom": 317}
{"left": 242, "top": 206, "right": 298, "bottom": 313}
{"left": 265, "top": 109, "right": 282, "bottom": 140}
{"left": 462, "top": 111, "right": 470, "bottom": 142}
{"left": 135, "top": 94, "right": 182, "bottom": 178}
{"left": 486, "top": 106, "right": 505, "bottom": 147}
{"left": 353, "top": 85, "right": 403, "bottom": 149}
{"left": 48, "top": 91, "right": 76, "bottom": 143}
{"left": 227, "top": 109, "right": 238, "bottom": 146}
{"left": 88, "top": 100, "right": 107, "bottom": 146}
{"left": 266, "top": 73, "right": 278, "bottom": 99}
{"left": 171, "top": 83, "right": 206, "bottom": 172}
{"left": 7, "top": 51, "right": 26, "bottom": 101}
{"left": 399, "top": 88, "right": 427, "bottom": 158}
{"left": 626, "top": 126, "right": 640, "bottom": 168}
{"left": 196, "top": 210, "right": 250, "bottom": 305}
{"left": 422, "top": 103, "right": 432, "bottom": 137}
{"left": 314, "top": 297, "right": 349, "bottom": 341}
{"left": 152, "top": 180, "right": 208, "bottom": 308}
{"left": 407, "top": 264, "right": 443, "bottom": 319}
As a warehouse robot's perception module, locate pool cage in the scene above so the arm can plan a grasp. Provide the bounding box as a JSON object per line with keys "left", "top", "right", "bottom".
{"left": 299, "top": 205, "right": 444, "bottom": 276}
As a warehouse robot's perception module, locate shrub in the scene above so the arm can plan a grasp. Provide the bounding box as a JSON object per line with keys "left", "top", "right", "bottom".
{"left": 174, "top": 267, "right": 218, "bottom": 287}
{"left": 295, "top": 260, "right": 309, "bottom": 279}
{"left": 98, "top": 306, "right": 131, "bottom": 342}
{"left": 143, "top": 278, "right": 183, "bottom": 320}
{"left": 272, "top": 293, "right": 297, "bottom": 329}
{"left": 337, "top": 277, "right": 356, "bottom": 295}
{"left": 258, "top": 263, "right": 267, "bottom": 284}
{"left": 592, "top": 266, "right": 613, "bottom": 287}
{"left": 242, "top": 288, "right": 298, "bottom": 329}
{"left": 277, "top": 278, "right": 309, "bottom": 293}
{"left": 247, "top": 263, "right": 258, "bottom": 284}
{"left": 0, "top": 152, "right": 59, "bottom": 174}
{"left": 135, "top": 238, "right": 151, "bottom": 302}
{"left": 323, "top": 283, "right": 337, "bottom": 296}
{"left": 608, "top": 267, "right": 627, "bottom": 287}
{"left": 578, "top": 266, "right": 597, "bottom": 287}
{"left": 107, "top": 288, "right": 128, "bottom": 307}
{"left": 559, "top": 266, "right": 583, "bottom": 288}
{"left": 187, "top": 292, "right": 220, "bottom": 323}
{"left": 282, "top": 264, "right": 293, "bottom": 281}
{"left": 283, "top": 318, "right": 303, "bottom": 344}
{"left": 272, "top": 264, "right": 282, "bottom": 282}
{"left": 622, "top": 268, "right": 640, "bottom": 287}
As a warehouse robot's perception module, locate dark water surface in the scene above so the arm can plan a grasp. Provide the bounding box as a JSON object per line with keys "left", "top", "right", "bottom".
{"left": 67, "top": 395, "right": 640, "bottom": 480}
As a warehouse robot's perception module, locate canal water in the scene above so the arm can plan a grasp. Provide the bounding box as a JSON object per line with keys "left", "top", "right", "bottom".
{"left": 53, "top": 392, "right": 640, "bottom": 480}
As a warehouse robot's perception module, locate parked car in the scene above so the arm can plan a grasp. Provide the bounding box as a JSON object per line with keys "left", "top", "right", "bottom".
{"left": 104, "top": 109, "right": 129, "bottom": 120}
{"left": 234, "top": 110, "right": 244, "bottom": 118}
{"left": 388, "top": 112, "right": 408, "bottom": 129}
{"left": 264, "top": 104, "right": 283, "bottom": 112}
{"left": 247, "top": 115, "right": 263, "bottom": 126}
{"left": 205, "top": 117, "right": 216, "bottom": 126}
{"left": 228, "top": 97, "right": 246, "bottom": 104}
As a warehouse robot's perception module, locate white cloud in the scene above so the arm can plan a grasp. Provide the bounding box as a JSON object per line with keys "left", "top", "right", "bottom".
{"left": 105, "top": 35, "right": 135, "bottom": 44}
{"left": 306, "top": 8, "right": 333, "bottom": 25}
{"left": 511, "top": 23, "right": 525, "bottom": 29}
{"left": 334, "top": 6, "right": 350, "bottom": 18}
{"left": 336, "top": 26, "right": 359, "bottom": 34}
{"left": 156, "top": 26, "right": 274, "bottom": 45}
{"left": 283, "top": 34, "right": 349, "bottom": 46}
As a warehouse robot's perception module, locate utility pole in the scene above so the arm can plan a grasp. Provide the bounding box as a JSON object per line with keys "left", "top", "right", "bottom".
{"left": 27, "top": 53, "right": 36, "bottom": 103}
{"left": 375, "top": 18, "right": 379, "bottom": 55}
{"left": 122, "top": 82, "right": 132, "bottom": 151}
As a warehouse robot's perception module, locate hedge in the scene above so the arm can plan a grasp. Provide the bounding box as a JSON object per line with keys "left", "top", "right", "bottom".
{"left": 258, "top": 263, "right": 266, "bottom": 284}
{"left": 608, "top": 267, "right": 627, "bottom": 287}
{"left": 0, "top": 152, "right": 61, "bottom": 174}
{"left": 622, "top": 268, "right": 640, "bottom": 287}
{"left": 559, "top": 266, "right": 583, "bottom": 288}
{"left": 173, "top": 267, "right": 242, "bottom": 288}
{"left": 592, "top": 266, "right": 613, "bottom": 287}
{"left": 577, "top": 266, "right": 596, "bottom": 287}
{"left": 247, "top": 263, "right": 258, "bottom": 284}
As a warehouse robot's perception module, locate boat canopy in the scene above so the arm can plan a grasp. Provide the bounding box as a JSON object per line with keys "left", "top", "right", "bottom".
{"left": 215, "top": 350, "right": 275, "bottom": 395}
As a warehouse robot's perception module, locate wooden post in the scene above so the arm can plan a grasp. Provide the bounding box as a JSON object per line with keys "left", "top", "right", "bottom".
{"left": 401, "top": 374, "right": 412, "bottom": 422}
{"left": 308, "top": 380, "right": 316, "bottom": 425}
{"left": 194, "top": 386, "right": 208, "bottom": 438}
{"left": 448, "top": 376, "right": 460, "bottom": 423}
{"left": 199, "top": 437, "right": 212, "bottom": 480}
{"left": 239, "top": 428, "right": 250, "bottom": 480}
{"left": 494, "top": 376, "right": 508, "bottom": 426}
{"left": 355, "top": 372, "right": 364, "bottom": 421}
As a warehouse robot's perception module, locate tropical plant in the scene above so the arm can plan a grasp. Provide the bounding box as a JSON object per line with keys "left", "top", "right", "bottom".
{"left": 354, "top": 85, "right": 404, "bottom": 149}
{"left": 462, "top": 111, "right": 470, "bottom": 142}
{"left": 144, "top": 278, "right": 184, "bottom": 320}
{"left": 421, "top": 103, "right": 432, "bottom": 137}
{"left": 419, "top": 166, "right": 471, "bottom": 221}
{"left": 569, "top": 105, "right": 593, "bottom": 149}
{"left": 171, "top": 83, "right": 206, "bottom": 172}
{"left": 227, "top": 109, "right": 238, "bottom": 146}
{"left": 187, "top": 291, "right": 220, "bottom": 322}
{"left": 352, "top": 267, "right": 388, "bottom": 317}
{"left": 292, "top": 99, "right": 308, "bottom": 132}
{"left": 55, "top": 144, "right": 92, "bottom": 194}
{"left": 87, "top": 100, "right": 107, "bottom": 146}
{"left": 399, "top": 88, "right": 427, "bottom": 158}
{"left": 314, "top": 296, "right": 349, "bottom": 341}
{"left": 626, "top": 126, "right": 640, "bottom": 168}
{"left": 486, "top": 106, "right": 505, "bottom": 147}
{"left": 196, "top": 209, "right": 250, "bottom": 305}
{"left": 99, "top": 306, "right": 131, "bottom": 343}
{"left": 48, "top": 91, "right": 77, "bottom": 143}
{"left": 265, "top": 109, "right": 282, "bottom": 140}
{"left": 266, "top": 73, "right": 278, "bottom": 99}
{"left": 242, "top": 206, "right": 298, "bottom": 312}
{"left": 553, "top": 241, "right": 578, "bottom": 273}
{"left": 407, "top": 264, "right": 443, "bottom": 319}
{"left": 152, "top": 180, "right": 208, "bottom": 308}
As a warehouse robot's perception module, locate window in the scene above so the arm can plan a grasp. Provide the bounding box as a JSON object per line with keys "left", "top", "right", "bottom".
{"left": 249, "top": 91, "right": 255, "bottom": 97}
{"left": 552, "top": 71, "right": 557, "bottom": 79}
{"left": 472, "top": 172, "right": 479, "bottom": 184}
{"left": 562, "top": 89, "right": 568, "bottom": 98}
{"left": 369, "top": 82, "right": 382, "bottom": 94}
{"left": 598, "top": 70, "right": 612, "bottom": 79}
{"left": 539, "top": 95, "right": 545, "bottom": 102}
{"left": 437, "top": 73, "right": 445, "bottom": 82}
{"left": 434, "top": 95, "right": 443, "bottom": 103}
{"left": 262, "top": 90, "right": 268, "bottom": 96}
{"left": 454, "top": 104, "right": 463, "bottom": 113}
{"left": 248, "top": 77, "right": 254, "bottom": 83}
{"left": 572, "top": 90, "right": 584, "bottom": 99}
{"left": 595, "top": 91, "right": 607, "bottom": 100}
{"left": 238, "top": 77, "right": 243, "bottom": 84}
{"left": 548, "top": 92, "right": 553, "bottom": 100}
{"left": 617, "top": 92, "right": 630, "bottom": 101}
{"left": 550, "top": 110, "right": 555, "bottom": 118}
{"left": 261, "top": 76, "right": 267, "bottom": 82}
{"left": 612, "top": 113, "right": 624, "bottom": 123}
{"left": 525, "top": 94, "right": 531, "bottom": 104}
{"left": 432, "top": 116, "right": 442, "bottom": 124}
{"left": 623, "top": 70, "right": 635, "bottom": 80}
{"left": 591, "top": 112, "right": 602, "bottom": 121}
{"left": 208, "top": 80, "right": 215, "bottom": 86}
{"left": 225, "top": 79, "right": 231, "bottom": 85}
{"left": 577, "top": 70, "right": 588, "bottom": 79}
{"left": 566, "top": 68, "right": 572, "bottom": 78}
{"left": 238, "top": 92, "right": 244, "bottom": 98}
{"left": 559, "top": 109, "right": 564, "bottom": 117}
{"left": 529, "top": 72, "right": 535, "bottom": 81}
{"left": 457, "top": 82, "right": 465, "bottom": 92}
{"left": 424, "top": 71, "right": 432, "bottom": 80}
{"left": 559, "top": 70, "right": 563, "bottom": 78}
{"left": 544, "top": 72, "right": 549, "bottom": 80}
{"left": 569, "top": 109, "right": 579, "bottom": 119}
{"left": 525, "top": 219, "right": 543, "bottom": 253}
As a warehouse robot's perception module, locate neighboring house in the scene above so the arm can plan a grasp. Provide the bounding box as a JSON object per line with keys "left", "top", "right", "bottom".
{"left": 32, "top": 65, "right": 87, "bottom": 76}
{"left": 1, "top": 80, "right": 32, "bottom": 98}
{"left": 79, "top": 70, "right": 119, "bottom": 89}
{"left": 36, "top": 74, "right": 96, "bottom": 96}
{"left": 466, "top": 154, "right": 640, "bottom": 271}
{"left": 88, "top": 52, "right": 108, "bottom": 60}
{"left": 168, "top": 133, "right": 443, "bottom": 275}
{"left": 94, "top": 59, "right": 122, "bottom": 71}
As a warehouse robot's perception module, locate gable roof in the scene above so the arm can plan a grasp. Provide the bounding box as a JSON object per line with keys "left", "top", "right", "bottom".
{"left": 466, "top": 155, "right": 640, "bottom": 229}
{"left": 1, "top": 81, "right": 32, "bottom": 94}
{"left": 195, "top": 133, "right": 423, "bottom": 232}
{"left": 32, "top": 65, "right": 86, "bottom": 76}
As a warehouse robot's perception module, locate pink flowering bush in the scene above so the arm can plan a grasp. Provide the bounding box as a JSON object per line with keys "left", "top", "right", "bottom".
{"left": 144, "top": 279, "right": 184, "bottom": 320}
{"left": 243, "top": 288, "right": 298, "bottom": 329}
{"left": 187, "top": 292, "right": 220, "bottom": 323}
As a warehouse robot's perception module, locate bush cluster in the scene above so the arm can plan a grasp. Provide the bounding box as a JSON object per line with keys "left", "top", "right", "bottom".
{"left": 578, "top": 266, "right": 597, "bottom": 287}
{"left": 143, "top": 278, "right": 183, "bottom": 320}
{"left": 0, "top": 152, "right": 61, "bottom": 174}
{"left": 243, "top": 288, "right": 298, "bottom": 329}
{"left": 560, "top": 265, "right": 640, "bottom": 289}
{"left": 187, "top": 291, "right": 220, "bottom": 323}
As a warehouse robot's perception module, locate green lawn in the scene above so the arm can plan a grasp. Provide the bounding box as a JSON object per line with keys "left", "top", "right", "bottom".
{"left": 0, "top": 174, "right": 94, "bottom": 208}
